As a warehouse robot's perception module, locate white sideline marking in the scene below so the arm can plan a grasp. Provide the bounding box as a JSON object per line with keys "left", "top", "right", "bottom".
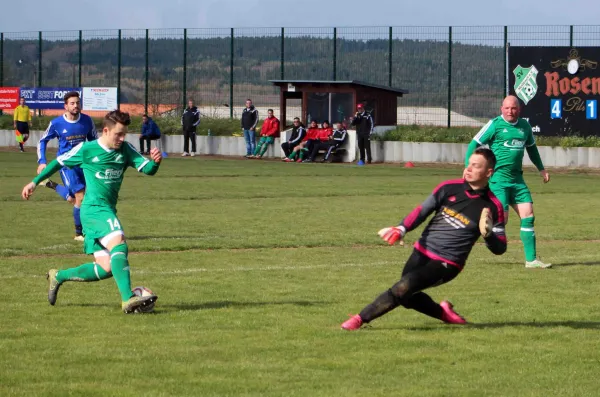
{"left": 0, "top": 261, "right": 394, "bottom": 280}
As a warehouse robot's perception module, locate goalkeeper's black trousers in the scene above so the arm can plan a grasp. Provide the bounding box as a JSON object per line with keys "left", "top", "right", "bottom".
{"left": 359, "top": 249, "right": 460, "bottom": 323}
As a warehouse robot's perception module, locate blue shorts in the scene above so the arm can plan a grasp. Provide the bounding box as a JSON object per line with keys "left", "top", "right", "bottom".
{"left": 59, "top": 166, "right": 86, "bottom": 197}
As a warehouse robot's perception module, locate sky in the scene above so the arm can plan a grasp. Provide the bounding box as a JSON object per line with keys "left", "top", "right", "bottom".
{"left": 0, "top": 0, "right": 599, "bottom": 32}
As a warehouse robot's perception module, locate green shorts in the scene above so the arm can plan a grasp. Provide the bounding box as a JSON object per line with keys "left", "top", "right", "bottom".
{"left": 81, "top": 206, "right": 124, "bottom": 254}
{"left": 489, "top": 177, "right": 533, "bottom": 211}
{"left": 258, "top": 136, "right": 274, "bottom": 145}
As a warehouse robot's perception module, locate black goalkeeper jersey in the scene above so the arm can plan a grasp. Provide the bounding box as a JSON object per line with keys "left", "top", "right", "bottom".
{"left": 399, "top": 179, "right": 506, "bottom": 269}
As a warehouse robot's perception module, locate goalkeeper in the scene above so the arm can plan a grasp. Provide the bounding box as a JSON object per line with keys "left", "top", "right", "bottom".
{"left": 465, "top": 95, "right": 550, "bottom": 269}
{"left": 341, "top": 148, "right": 506, "bottom": 330}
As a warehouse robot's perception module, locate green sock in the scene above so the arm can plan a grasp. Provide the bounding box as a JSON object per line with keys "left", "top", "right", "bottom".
{"left": 520, "top": 216, "right": 536, "bottom": 262}
{"left": 299, "top": 150, "right": 305, "bottom": 160}
{"left": 259, "top": 141, "right": 270, "bottom": 156}
{"left": 289, "top": 151, "right": 297, "bottom": 160}
{"left": 110, "top": 243, "right": 135, "bottom": 301}
{"left": 56, "top": 263, "right": 112, "bottom": 283}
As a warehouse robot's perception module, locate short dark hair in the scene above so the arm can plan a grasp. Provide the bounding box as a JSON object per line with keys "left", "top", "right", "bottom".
{"left": 473, "top": 147, "right": 496, "bottom": 169}
{"left": 142, "top": 114, "right": 148, "bottom": 118}
{"left": 268, "top": 109, "right": 273, "bottom": 113}
{"left": 246, "top": 98, "right": 252, "bottom": 102}
{"left": 64, "top": 91, "right": 80, "bottom": 104}
{"left": 322, "top": 120, "right": 330, "bottom": 125}
{"left": 293, "top": 117, "right": 300, "bottom": 121}
{"left": 103, "top": 109, "right": 131, "bottom": 129}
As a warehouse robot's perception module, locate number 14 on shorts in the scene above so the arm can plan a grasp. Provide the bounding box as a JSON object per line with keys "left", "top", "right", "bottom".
{"left": 107, "top": 218, "right": 122, "bottom": 231}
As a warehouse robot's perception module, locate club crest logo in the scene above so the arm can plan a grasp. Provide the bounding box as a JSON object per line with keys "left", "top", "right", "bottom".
{"left": 513, "top": 65, "right": 539, "bottom": 105}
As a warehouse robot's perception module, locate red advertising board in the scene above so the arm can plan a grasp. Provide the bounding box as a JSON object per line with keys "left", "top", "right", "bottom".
{"left": 0, "top": 87, "right": 20, "bottom": 110}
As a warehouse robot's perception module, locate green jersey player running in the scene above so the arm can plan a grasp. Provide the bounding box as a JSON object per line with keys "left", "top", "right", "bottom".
{"left": 465, "top": 95, "right": 551, "bottom": 269}
{"left": 22, "top": 110, "right": 161, "bottom": 313}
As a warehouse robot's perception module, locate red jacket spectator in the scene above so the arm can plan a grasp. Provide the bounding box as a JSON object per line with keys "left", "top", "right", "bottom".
{"left": 317, "top": 127, "right": 333, "bottom": 141}
{"left": 260, "top": 116, "right": 280, "bottom": 138}
{"left": 305, "top": 127, "right": 320, "bottom": 141}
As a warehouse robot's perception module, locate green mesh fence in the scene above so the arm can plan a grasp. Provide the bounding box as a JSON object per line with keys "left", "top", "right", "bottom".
{"left": 186, "top": 28, "right": 231, "bottom": 118}
{"left": 148, "top": 29, "right": 184, "bottom": 118}
{"left": 40, "top": 30, "right": 79, "bottom": 88}
{"left": 391, "top": 26, "right": 449, "bottom": 126}
{"left": 336, "top": 26, "right": 389, "bottom": 85}
{"left": 452, "top": 26, "right": 505, "bottom": 127}
{"left": 2, "top": 31, "right": 39, "bottom": 87}
{"left": 1, "top": 25, "right": 599, "bottom": 129}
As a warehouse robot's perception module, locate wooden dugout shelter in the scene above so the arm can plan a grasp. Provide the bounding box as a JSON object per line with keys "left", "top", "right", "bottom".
{"left": 269, "top": 80, "right": 409, "bottom": 128}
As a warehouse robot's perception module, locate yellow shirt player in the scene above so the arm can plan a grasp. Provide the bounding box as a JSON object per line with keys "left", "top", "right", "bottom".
{"left": 13, "top": 97, "right": 32, "bottom": 152}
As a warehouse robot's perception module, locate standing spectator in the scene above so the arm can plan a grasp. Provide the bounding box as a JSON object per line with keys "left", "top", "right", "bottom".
{"left": 351, "top": 103, "right": 374, "bottom": 165}
{"left": 181, "top": 99, "right": 200, "bottom": 157}
{"left": 14, "top": 97, "right": 31, "bottom": 152}
{"left": 251, "top": 109, "right": 280, "bottom": 159}
{"left": 241, "top": 99, "right": 259, "bottom": 158}
{"left": 281, "top": 117, "right": 305, "bottom": 159}
{"left": 139, "top": 114, "right": 161, "bottom": 155}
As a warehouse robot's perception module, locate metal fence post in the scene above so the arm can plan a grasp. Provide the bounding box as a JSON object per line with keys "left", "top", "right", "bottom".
{"left": 78, "top": 30, "right": 82, "bottom": 87}
{"left": 388, "top": 26, "right": 392, "bottom": 87}
{"left": 570, "top": 25, "right": 574, "bottom": 47}
{"left": 144, "top": 29, "right": 149, "bottom": 115}
{"left": 183, "top": 28, "right": 187, "bottom": 110}
{"left": 38, "top": 31, "right": 42, "bottom": 88}
{"left": 38, "top": 31, "right": 42, "bottom": 116}
{"left": 230, "top": 28, "right": 234, "bottom": 119}
{"left": 117, "top": 29, "right": 121, "bottom": 109}
{"left": 447, "top": 26, "right": 452, "bottom": 129}
{"left": 0, "top": 33, "right": 3, "bottom": 88}
{"left": 280, "top": 27, "right": 285, "bottom": 79}
{"left": 503, "top": 26, "right": 508, "bottom": 96}
{"left": 0, "top": 33, "right": 3, "bottom": 115}
{"left": 333, "top": 27, "right": 337, "bottom": 81}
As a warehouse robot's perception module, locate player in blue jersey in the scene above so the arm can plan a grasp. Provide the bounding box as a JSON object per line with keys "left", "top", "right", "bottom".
{"left": 37, "top": 91, "right": 97, "bottom": 241}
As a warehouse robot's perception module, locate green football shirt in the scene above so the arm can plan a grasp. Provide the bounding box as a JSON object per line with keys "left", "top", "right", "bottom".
{"left": 56, "top": 140, "right": 158, "bottom": 209}
{"left": 472, "top": 116, "right": 536, "bottom": 179}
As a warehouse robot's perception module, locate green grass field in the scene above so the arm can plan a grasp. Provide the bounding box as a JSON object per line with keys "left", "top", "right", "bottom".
{"left": 2, "top": 151, "right": 600, "bottom": 397}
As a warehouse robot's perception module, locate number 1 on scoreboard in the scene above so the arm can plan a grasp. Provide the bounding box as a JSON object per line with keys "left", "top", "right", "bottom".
{"left": 550, "top": 99, "right": 562, "bottom": 119}
{"left": 587, "top": 100, "right": 597, "bottom": 120}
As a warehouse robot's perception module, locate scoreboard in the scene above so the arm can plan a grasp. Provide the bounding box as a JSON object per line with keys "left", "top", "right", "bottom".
{"left": 508, "top": 47, "right": 599, "bottom": 136}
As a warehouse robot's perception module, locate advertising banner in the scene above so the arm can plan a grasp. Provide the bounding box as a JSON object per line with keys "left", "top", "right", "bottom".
{"left": 19, "top": 87, "right": 82, "bottom": 109}
{"left": 82, "top": 87, "right": 118, "bottom": 111}
{"left": 0, "top": 87, "right": 20, "bottom": 110}
{"left": 509, "top": 47, "right": 600, "bottom": 136}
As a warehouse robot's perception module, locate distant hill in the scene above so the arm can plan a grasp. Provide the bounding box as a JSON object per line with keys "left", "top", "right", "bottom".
{"left": 1, "top": 36, "right": 504, "bottom": 119}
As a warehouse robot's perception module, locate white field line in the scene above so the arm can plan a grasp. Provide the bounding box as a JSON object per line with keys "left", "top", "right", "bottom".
{"left": 0, "top": 261, "right": 394, "bottom": 280}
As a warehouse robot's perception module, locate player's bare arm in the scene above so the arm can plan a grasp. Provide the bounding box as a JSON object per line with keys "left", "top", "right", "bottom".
{"left": 21, "top": 182, "right": 36, "bottom": 200}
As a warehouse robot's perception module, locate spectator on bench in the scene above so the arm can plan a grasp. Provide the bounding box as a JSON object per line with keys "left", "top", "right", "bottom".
{"left": 285, "top": 120, "right": 321, "bottom": 162}
{"left": 250, "top": 109, "right": 280, "bottom": 159}
{"left": 139, "top": 114, "right": 161, "bottom": 155}
{"left": 301, "top": 120, "right": 332, "bottom": 162}
{"left": 304, "top": 122, "right": 348, "bottom": 163}
{"left": 281, "top": 117, "right": 306, "bottom": 159}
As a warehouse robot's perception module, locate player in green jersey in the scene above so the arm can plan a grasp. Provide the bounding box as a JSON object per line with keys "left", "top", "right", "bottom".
{"left": 21, "top": 110, "right": 161, "bottom": 313}
{"left": 465, "top": 95, "right": 551, "bottom": 269}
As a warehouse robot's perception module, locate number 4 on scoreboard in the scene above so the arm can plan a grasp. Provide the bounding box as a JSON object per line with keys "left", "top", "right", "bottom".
{"left": 587, "top": 100, "right": 597, "bottom": 120}
{"left": 551, "top": 99, "right": 562, "bottom": 119}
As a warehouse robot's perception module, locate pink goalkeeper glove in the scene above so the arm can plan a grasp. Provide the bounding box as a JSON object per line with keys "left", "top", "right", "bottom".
{"left": 378, "top": 226, "right": 406, "bottom": 245}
